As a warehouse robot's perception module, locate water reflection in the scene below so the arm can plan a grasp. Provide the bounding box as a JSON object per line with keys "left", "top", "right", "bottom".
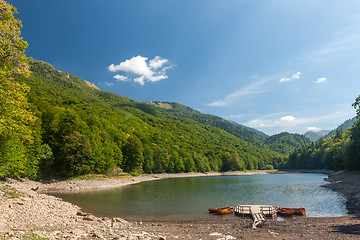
{"left": 52, "top": 173, "right": 347, "bottom": 221}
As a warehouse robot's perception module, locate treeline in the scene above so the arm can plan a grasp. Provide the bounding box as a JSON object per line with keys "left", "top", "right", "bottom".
{"left": 280, "top": 101, "right": 360, "bottom": 170}
{"left": 0, "top": 0, "right": 311, "bottom": 180}
{"left": 1, "top": 59, "right": 282, "bottom": 180}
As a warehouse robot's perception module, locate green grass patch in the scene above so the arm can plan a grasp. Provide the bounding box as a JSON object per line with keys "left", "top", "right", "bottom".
{"left": 0, "top": 184, "right": 24, "bottom": 199}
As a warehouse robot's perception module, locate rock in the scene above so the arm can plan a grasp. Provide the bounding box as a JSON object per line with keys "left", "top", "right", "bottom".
{"left": 83, "top": 216, "right": 94, "bottom": 221}
{"left": 71, "top": 228, "right": 86, "bottom": 236}
{"left": 209, "top": 232, "right": 222, "bottom": 236}
{"left": 76, "top": 211, "right": 88, "bottom": 216}
{"left": 114, "top": 217, "right": 128, "bottom": 224}
{"left": 31, "top": 186, "right": 39, "bottom": 191}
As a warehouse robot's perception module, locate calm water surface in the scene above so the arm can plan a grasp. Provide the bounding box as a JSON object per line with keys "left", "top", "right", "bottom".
{"left": 53, "top": 173, "right": 347, "bottom": 221}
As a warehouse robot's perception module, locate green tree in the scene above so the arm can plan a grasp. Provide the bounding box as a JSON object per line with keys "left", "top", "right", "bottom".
{"left": 60, "top": 131, "right": 93, "bottom": 176}
{"left": 122, "top": 135, "right": 144, "bottom": 172}
{"left": 143, "top": 145, "right": 154, "bottom": 173}
{"left": 0, "top": 0, "right": 38, "bottom": 179}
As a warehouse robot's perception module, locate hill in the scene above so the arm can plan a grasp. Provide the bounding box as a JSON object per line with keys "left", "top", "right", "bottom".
{"left": 265, "top": 132, "right": 312, "bottom": 155}
{"left": 281, "top": 116, "right": 360, "bottom": 171}
{"left": 303, "top": 130, "right": 330, "bottom": 142}
{"left": 7, "top": 59, "right": 287, "bottom": 179}
{"left": 323, "top": 117, "right": 357, "bottom": 139}
{"left": 142, "top": 101, "right": 311, "bottom": 155}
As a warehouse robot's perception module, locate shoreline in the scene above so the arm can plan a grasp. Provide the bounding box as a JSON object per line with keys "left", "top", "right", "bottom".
{"left": 38, "top": 170, "right": 274, "bottom": 193}
{"left": 1, "top": 170, "right": 359, "bottom": 239}
{"left": 38, "top": 169, "right": 333, "bottom": 193}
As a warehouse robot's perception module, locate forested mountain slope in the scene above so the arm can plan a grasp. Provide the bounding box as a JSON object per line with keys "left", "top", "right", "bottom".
{"left": 9, "top": 59, "right": 286, "bottom": 179}
{"left": 323, "top": 117, "right": 357, "bottom": 139}
{"left": 264, "top": 132, "right": 312, "bottom": 155}
{"left": 142, "top": 101, "right": 311, "bottom": 155}
{"left": 303, "top": 130, "right": 330, "bottom": 142}
{"left": 280, "top": 104, "right": 360, "bottom": 170}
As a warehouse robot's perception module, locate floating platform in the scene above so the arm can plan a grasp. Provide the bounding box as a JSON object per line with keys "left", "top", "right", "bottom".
{"left": 234, "top": 205, "right": 277, "bottom": 228}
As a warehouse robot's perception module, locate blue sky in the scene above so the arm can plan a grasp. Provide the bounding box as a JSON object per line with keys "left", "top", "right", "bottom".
{"left": 11, "top": 0, "right": 360, "bottom": 135}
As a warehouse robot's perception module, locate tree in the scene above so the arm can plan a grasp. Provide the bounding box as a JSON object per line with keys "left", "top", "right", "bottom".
{"left": 352, "top": 95, "right": 360, "bottom": 117}
{"left": 60, "top": 131, "right": 93, "bottom": 176}
{"left": 0, "top": 0, "right": 38, "bottom": 179}
{"left": 142, "top": 146, "right": 154, "bottom": 173}
{"left": 122, "top": 135, "right": 144, "bottom": 172}
{"left": 0, "top": 0, "right": 29, "bottom": 77}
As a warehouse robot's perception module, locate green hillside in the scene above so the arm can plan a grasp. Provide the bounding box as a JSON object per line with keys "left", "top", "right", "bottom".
{"left": 5, "top": 59, "right": 286, "bottom": 179}
{"left": 142, "top": 101, "right": 311, "bottom": 155}
{"left": 264, "top": 132, "right": 312, "bottom": 155}
{"left": 280, "top": 107, "right": 360, "bottom": 170}
{"left": 0, "top": 1, "right": 318, "bottom": 180}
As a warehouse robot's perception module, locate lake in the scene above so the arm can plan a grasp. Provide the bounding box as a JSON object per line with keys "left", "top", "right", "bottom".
{"left": 52, "top": 173, "right": 347, "bottom": 221}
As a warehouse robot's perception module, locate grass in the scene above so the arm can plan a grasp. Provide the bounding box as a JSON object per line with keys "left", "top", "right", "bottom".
{"left": 0, "top": 232, "right": 49, "bottom": 240}
{"left": 0, "top": 183, "right": 24, "bottom": 199}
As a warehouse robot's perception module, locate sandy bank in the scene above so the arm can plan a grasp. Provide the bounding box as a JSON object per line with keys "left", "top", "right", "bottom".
{"left": 1, "top": 170, "right": 360, "bottom": 239}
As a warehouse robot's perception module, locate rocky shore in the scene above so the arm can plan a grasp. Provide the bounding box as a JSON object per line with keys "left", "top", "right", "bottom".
{"left": 0, "top": 171, "right": 359, "bottom": 239}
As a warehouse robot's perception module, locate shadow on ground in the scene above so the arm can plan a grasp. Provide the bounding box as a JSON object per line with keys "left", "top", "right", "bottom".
{"left": 332, "top": 223, "right": 360, "bottom": 235}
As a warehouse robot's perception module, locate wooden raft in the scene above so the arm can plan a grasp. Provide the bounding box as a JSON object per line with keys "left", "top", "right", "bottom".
{"left": 234, "top": 205, "right": 277, "bottom": 228}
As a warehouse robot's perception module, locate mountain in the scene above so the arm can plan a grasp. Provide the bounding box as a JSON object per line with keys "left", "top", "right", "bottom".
{"left": 140, "top": 101, "right": 311, "bottom": 155}
{"left": 303, "top": 117, "right": 358, "bottom": 142}
{"left": 323, "top": 117, "right": 358, "bottom": 139}
{"left": 281, "top": 116, "right": 360, "bottom": 171}
{"left": 304, "top": 130, "right": 330, "bottom": 142}
{"left": 142, "top": 101, "right": 268, "bottom": 144}
{"left": 265, "top": 132, "right": 312, "bottom": 155}
{"left": 11, "top": 59, "right": 288, "bottom": 179}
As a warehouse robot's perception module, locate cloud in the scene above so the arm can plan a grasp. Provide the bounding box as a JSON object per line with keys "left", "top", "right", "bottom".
{"left": 105, "top": 81, "right": 114, "bottom": 87}
{"left": 108, "top": 55, "right": 173, "bottom": 85}
{"left": 316, "top": 77, "right": 327, "bottom": 83}
{"left": 307, "top": 126, "right": 321, "bottom": 131}
{"left": 149, "top": 56, "right": 168, "bottom": 70}
{"left": 279, "top": 72, "right": 301, "bottom": 83}
{"left": 134, "top": 76, "right": 145, "bottom": 86}
{"left": 280, "top": 115, "right": 296, "bottom": 122}
{"left": 245, "top": 109, "right": 347, "bottom": 135}
{"left": 207, "top": 79, "right": 268, "bottom": 107}
{"left": 113, "top": 74, "right": 128, "bottom": 81}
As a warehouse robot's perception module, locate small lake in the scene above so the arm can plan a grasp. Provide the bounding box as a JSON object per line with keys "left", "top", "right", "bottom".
{"left": 52, "top": 173, "right": 347, "bottom": 221}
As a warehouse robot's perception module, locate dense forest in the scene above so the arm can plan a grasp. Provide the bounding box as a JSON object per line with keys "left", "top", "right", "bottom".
{"left": 280, "top": 100, "right": 360, "bottom": 170}
{"left": 0, "top": 1, "right": 313, "bottom": 180}
{"left": 1, "top": 0, "right": 358, "bottom": 181}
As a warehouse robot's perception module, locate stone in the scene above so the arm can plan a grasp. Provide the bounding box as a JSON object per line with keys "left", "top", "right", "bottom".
{"left": 83, "top": 216, "right": 94, "bottom": 221}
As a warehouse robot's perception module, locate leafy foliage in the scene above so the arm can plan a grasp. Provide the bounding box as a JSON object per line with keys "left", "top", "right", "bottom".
{"left": 0, "top": 0, "right": 314, "bottom": 179}
{"left": 0, "top": 0, "right": 39, "bottom": 179}
{"left": 9, "top": 59, "right": 287, "bottom": 179}
{"left": 281, "top": 102, "right": 360, "bottom": 171}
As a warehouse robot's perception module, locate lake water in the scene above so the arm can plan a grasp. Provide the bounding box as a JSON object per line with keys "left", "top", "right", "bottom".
{"left": 52, "top": 173, "right": 347, "bottom": 221}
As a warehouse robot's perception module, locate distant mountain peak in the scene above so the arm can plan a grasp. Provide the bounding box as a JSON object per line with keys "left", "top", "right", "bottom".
{"left": 303, "top": 130, "right": 330, "bottom": 142}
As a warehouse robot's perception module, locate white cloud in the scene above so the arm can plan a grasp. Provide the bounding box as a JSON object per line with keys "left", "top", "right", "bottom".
{"left": 279, "top": 72, "right": 301, "bottom": 83}
{"left": 280, "top": 115, "right": 296, "bottom": 122}
{"left": 105, "top": 81, "right": 114, "bottom": 87}
{"left": 307, "top": 126, "right": 321, "bottom": 131}
{"left": 108, "top": 55, "right": 173, "bottom": 85}
{"left": 134, "top": 76, "right": 145, "bottom": 86}
{"left": 207, "top": 79, "right": 268, "bottom": 107}
{"left": 149, "top": 56, "right": 168, "bottom": 70}
{"left": 113, "top": 74, "right": 128, "bottom": 81}
{"left": 316, "top": 77, "right": 327, "bottom": 83}
{"left": 245, "top": 109, "right": 349, "bottom": 135}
